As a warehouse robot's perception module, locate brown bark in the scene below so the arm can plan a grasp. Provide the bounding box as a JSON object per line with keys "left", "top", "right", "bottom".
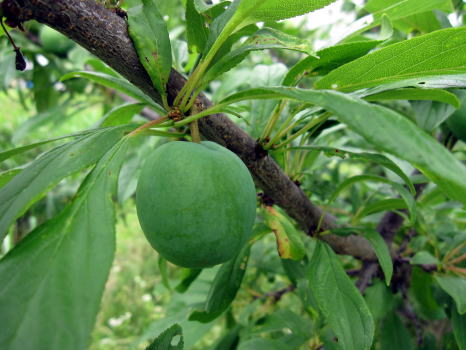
{"left": 1, "top": 0, "right": 375, "bottom": 260}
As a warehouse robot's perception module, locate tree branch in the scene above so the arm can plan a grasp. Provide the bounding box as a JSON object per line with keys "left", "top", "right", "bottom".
{"left": 1, "top": 0, "right": 375, "bottom": 260}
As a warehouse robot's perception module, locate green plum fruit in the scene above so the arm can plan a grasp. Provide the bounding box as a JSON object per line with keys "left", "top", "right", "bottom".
{"left": 136, "top": 141, "right": 256, "bottom": 268}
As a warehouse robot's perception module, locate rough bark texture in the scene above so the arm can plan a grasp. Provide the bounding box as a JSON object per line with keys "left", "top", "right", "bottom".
{"left": 1, "top": 0, "right": 375, "bottom": 260}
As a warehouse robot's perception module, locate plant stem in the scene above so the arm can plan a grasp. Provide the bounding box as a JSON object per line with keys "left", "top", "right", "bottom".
{"left": 190, "top": 120, "right": 201, "bottom": 143}
{"left": 274, "top": 113, "right": 330, "bottom": 149}
{"left": 128, "top": 115, "right": 169, "bottom": 137}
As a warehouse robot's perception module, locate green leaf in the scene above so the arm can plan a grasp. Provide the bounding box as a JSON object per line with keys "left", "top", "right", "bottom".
{"left": 309, "top": 241, "right": 374, "bottom": 350}
{"left": 365, "top": 0, "right": 453, "bottom": 20}
{"left": 0, "top": 169, "right": 20, "bottom": 189}
{"left": 283, "top": 40, "right": 381, "bottom": 87}
{"left": 128, "top": 0, "right": 172, "bottom": 101}
{"left": 0, "top": 132, "right": 87, "bottom": 163}
{"left": 315, "top": 27, "right": 466, "bottom": 92}
{"left": 231, "top": 0, "right": 338, "bottom": 29}
{"left": 189, "top": 244, "right": 250, "bottom": 323}
{"left": 380, "top": 311, "right": 413, "bottom": 350}
{"left": 175, "top": 268, "right": 202, "bottom": 293}
{"left": 410, "top": 267, "right": 446, "bottom": 320}
{"left": 355, "top": 198, "right": 407, "bottom": 220}
{"left": 61, "top": 71, "right": 165, "bottom": 113}
{"left": 238, "top": 338, "right": 287, "bottom": 350}
{"left": 435, "top": 275, "right": 466, "bottom": 315}
{"left": 0, "top": 125, "right": 131, "bottom": 242}
{"left": 202, "top": 27, "right": 314, "bottom": 86}
{"left": 146, "top": 324, "right": 184, "bottom": 350}
{"left": 327, "top": 174, "right": 416, "bottom": 224}
{"left": 0, "top": 139, "right": 129, "bottom": 350}
{"left": 289, "top": 145, "right": 415, "bottom": 194}
{"left": 99, "top": 103, "right": 146, "bottom": 127}
{"left": 452, "top": 306, "right": 466, "bottom": 350}
{"left": 264, "top": 206, "right": 305, "bottom": 260}
{"left": 218, "top": 87, "right": 466, "bottom": 205}
{"left": 186, "top": 0, "right": 209, "bottom": 53}
{"left": 365, "top": 88, "right": 460, "bottom": 108}
{"left": 361, "top": 229, "right": 393, "bottom": 285}
{"left": 411, "top": 251, "right": 439, "bottom": 265}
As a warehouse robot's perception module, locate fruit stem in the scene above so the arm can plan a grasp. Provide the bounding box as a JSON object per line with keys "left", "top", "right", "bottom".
{"left": 128, "top": 115, "right": 169, "bottom": 137}
{"left": 190, "top": 120, "right": 201, "bottom": 143}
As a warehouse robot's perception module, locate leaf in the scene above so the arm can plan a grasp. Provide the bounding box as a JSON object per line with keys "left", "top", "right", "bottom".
{"left": 186, "top": 0, "right": 209, "bottom": 53}
{"left": 146, "top": 324, "right": 184, "bottom": 350}
{"left": 283, "top": 40, "right": 381, "bottom": 87}
{"left": 435, "top": 275, "right": 466, "bottom": 315}
{"left": 361, "top": 229, "right": 393, "bottom": 285}
{"left": 355, "top": 198, "right": 407, "bottom": 220}
{"left": 288, "top": 145, "right": 415, "bottom": 194}
{"left": 0, "top": 125, "right": 131, "bottom": 242}
{"left": 0, "top": 169, "right": 20, "bottom": 189}
{"left": 264, "top": 206, "right": 305, "bottom": 260}
{"left": 344, "top": 0, "right": 453, "bottom": 41}
{"left": 237, "top": 338, "right": 287, "bottom": 350}
{"left": 309, "top": 241, "right": 374, "bottom": 350}
{"left": 411, "top": 100, "right": 456, "bottom": 132}
{"left": 365, "top": 88, "right": 460, "bottom": 108}
{"left": 326, "top": 174, "right": 416, "bottom": 224}
{"left": 411, "top": 251, "right": 439, "bottom": 265}
{"left": 175, "top": 268, "right": 202, "bottom": 293}
{"left": 202, "top": 27, "right": 314, "bottom": 86}
{"left": 189, "top": 244, "right": 250, "bottom": 323}
{"left": 218, "top": 87, "right": 466, "bottom": 205}
{"left": 315, "top": 27, "right": 466, "bottom": 92}
{"left": 0, "top": 132, "right": 87, "bottom": 163}
{"left": 380, "top": 311, "right": 413, "bottom": 350}
{"left": 452, "top": 306, "right": 466, "bottom": 350}
{"left": 61, "top": 71, "right": 165, "bottom": 113}
{"left": 0, "top": 139, "right": 129, "bottom": 350}
{"left": 99, "top": 103, "right": 146, "bottom": 127}
{"left": 128, "top": 0, "right": 172, "bottom": 101}
{"left": 410, "top": 267, "right": 446, "bottom": 320}
{"left": 231, "top": 0, "right": 338, "bottom": 29}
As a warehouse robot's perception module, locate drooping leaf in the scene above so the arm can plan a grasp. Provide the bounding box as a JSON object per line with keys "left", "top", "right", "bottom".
{"left": 146, "top": 324, "right": 184, "bottom": 350}
{"left": 175, "top": 268, "right": 203, "bottom": 293}
{"left": 0, "top": 125, "right": 131, "bottom": 242}
{"left": 410, "top": 251, "right": 439, "bottom": 265}
{"left": 264, "top": 206, "right": 305, "bottom": 260}
{"left": 128, "top": 0, "right": 172, "bottom": 102}
{"left": 309, "top": 241, "right": 374, "bottom": 350}
{"left": 365, "top": 88, "right": 460, "bottom": 108}
{"left": 410, "top": 267, "right": 446, "bottom": 320}
{"left": 361, "top": 229, "right": 393, "bottom": 285}
{"left": 218, "top": 87, "right": 466, "bottom": 205}
{"left": 189, "top": 244, "right": 250, "bottom": 323}
{"left": 0, "top": 139, "right": 129, "bottom": 350}
{"left": 435, "top": 275, "right": 466, "bottom": 315}
{"left": 61, "top": 71, "right": 165, "bottom": 113}
{"left": 452, "top": 306, "right": 466, "bottom": 350}
{"left": 380, "top": 311, "right": 414, "bottom": 350}
{"left": 355, "top": 198, "right": 407, "bottom": 221}
{"left": 315, "top": 27, "right": 466, "bottom": 92}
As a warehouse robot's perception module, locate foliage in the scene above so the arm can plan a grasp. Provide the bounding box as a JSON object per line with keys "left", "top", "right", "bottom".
{"left": 0, "top": 0, "right": 465, "bottom": 349}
